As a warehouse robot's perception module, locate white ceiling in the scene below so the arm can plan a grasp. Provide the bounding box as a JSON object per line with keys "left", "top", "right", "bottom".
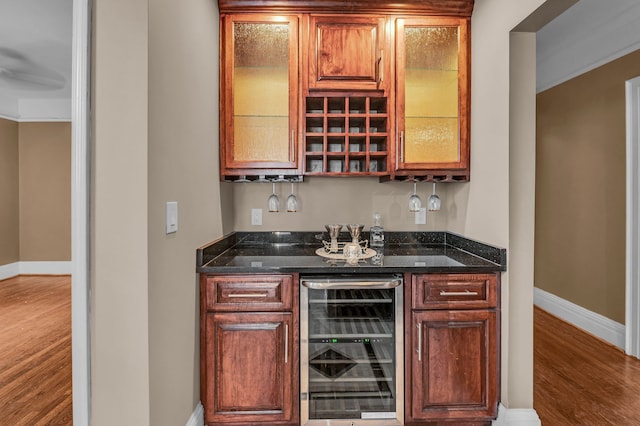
{"left": 1, "top": 0, "right": 639, "bottom": 121}
{"left": 0, "top": 0, "right": 73, "bottom": 121}
{"left": 536, "top": 0, "right": 640, "bottom": 93}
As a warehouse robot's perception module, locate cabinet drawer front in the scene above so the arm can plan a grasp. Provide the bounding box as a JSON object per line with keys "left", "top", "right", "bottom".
{"left": 205, "top": 275, "right": 293, "bottom": 311}
{"left": 412, "top": 273, "right": 498, "bottom": 309}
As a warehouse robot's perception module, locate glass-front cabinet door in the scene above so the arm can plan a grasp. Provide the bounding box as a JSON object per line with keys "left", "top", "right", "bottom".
{"left": 220, "top": 15, "right": 299, "bottom": 177}
{"left": 395, "top": 17, "right": 470, "bottom": 177}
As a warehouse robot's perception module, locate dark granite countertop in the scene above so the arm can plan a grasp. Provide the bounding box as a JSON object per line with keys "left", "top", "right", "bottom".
{"left": 196, "top": 231, "right": 506, "bottom": 274}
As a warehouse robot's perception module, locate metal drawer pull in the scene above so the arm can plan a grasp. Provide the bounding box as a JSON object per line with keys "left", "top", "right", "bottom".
{"left": 227, "top": 293, "right": 268, "bottom": 298}
{"left": 284, "top": 324, "right": 289, "bottom": 364}
{"left": 417, "top": 322, "right": 422, "bottom": 362}
{"left": 439, "top": 290, "right": 479, "bottom": 297}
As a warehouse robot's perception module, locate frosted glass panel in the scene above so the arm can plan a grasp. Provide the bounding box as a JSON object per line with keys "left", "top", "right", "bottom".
{"left": 234, "top": 116, "right": 289, "bottom": 162}
{"left": 233, "top": 22, "right": 290, "bottom": 163}
{"left": 405, "top": 69, "right": 458, "bottom": 118}
{"left": 405, "top": 117, "right": 459, "bottom": 163}
{"left": 404, "top": 26, "right": 458, "bottom": 70}
{"left": 404, "top": 25, "right": 459, "bottom": 164}
{"left": 234, "top": 68, "right": 289, "bottom": 116}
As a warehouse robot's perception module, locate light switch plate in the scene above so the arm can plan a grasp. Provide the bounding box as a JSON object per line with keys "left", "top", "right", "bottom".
{"left": 166, "top": 201, "right": 178, "bottom": 234}
{"left": 251, "top": 208, "right": 262, "bottom": 225}
{"left": 415, "top": 207, "right": 426, "bottom": 225}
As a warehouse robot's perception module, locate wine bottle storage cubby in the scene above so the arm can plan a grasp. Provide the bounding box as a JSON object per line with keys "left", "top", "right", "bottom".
{"left": 304, "top": 96, "right": 389, "bottom": 175}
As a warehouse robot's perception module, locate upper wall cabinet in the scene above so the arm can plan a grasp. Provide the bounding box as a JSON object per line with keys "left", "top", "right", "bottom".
{"left": 307, "top": 15, "right": 388, "bottom": 93}
{"left": 395, "top": 17, "right": 470, "bottom": 181}
{"left": 219, "top": 14, "right": 300, "bottom": 179}
{"left": 218, "top": 0, "right": 474, "bottom": 182}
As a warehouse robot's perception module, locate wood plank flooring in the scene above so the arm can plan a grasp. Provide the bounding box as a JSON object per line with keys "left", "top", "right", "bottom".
{"left": 0, "top": 275, "right": 72, "bottom": 425}
{"left": 534, "top": 306, "right": 640, "bottom": 425}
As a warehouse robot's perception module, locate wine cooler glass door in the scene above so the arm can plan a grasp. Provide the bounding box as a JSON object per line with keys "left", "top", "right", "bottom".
{"left": 300, "top": 276, "right": 403, "bottom": 426}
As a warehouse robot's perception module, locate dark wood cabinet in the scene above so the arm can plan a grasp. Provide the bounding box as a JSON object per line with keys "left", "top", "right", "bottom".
{"left": 200, "top": 274, "right": 299, "bottom": 425}
{"left": 219, "top": 14, "right": 300, "bottom": 180}
{"left": 217, "top": 0, "right": 474, "bottom": 181}
{"left": 306, "top": 15, "right": 388, "bottom": 93}
{"left": 406, "top": 273, "right": 500, "bottom": 424}
{"left": 395, "top": 17, "right": 471, "bottom": 181}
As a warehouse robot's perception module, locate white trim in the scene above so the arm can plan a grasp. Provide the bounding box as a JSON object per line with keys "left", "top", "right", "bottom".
{"left": 534, "top": 287, "right": 625, "bottom": 349}
{"left": 186, "top": 402, "right": 204, "bottom": 426}
{"left": 536, "top": 0, "right": 640, "bottom": 93}
{"left": 492, "top": 404, "right": 541, "bottom": 426}
{"left": 19, "top": 261, "right": 73, "bottom": 275}
{"left": 0, "top": 263, "right": 20, "bottom": 281}
{"left": 0, "top": 113, "right": 72, "bottom": 123}
{"left": 627, "top": 76, "right": 640, "bottom": 359}
{"left": 0, "top": 261, "right": 73, "bottom": 280}
{"left": 71, "top": 0, "right": 91, "bottom": 424}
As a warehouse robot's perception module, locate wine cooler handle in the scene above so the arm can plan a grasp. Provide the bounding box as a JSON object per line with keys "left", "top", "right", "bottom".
{"left": 301, "top": 278, "right": 401, "bottom": 289}
{"left": 417, "top": 321, "right": 422, "bottom": 362}
{"left": 284, "top": 323, "right": 289, "bottom": 364}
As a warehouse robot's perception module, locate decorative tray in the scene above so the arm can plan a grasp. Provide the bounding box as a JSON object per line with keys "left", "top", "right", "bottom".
{"left": 315, "top": 247, "right": 377, "bottom": 261}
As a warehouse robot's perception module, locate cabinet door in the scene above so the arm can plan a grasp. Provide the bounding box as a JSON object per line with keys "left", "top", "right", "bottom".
{"left": 204, "top": 312, "right": 296, "bottom": 424}
{"left": 395, "top": 17, "right": 470, "bottom": 176}
{"left": 220, "top": 14, "right": 299, "bottom": 176}
{"left": 409, "top": 310, "right": 498, "bottom": 422}
{"left": 307, "top": 15, "right": 387, "bottom": 92}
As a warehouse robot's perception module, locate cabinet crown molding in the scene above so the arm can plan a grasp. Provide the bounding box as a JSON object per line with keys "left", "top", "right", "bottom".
{"left": 218, "top": 0, "right": 474, "bottom": 16}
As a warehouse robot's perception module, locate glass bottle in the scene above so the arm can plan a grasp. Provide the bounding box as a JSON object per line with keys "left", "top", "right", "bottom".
{"left": 370, "top": 213, "right": 385, "bottom": 247}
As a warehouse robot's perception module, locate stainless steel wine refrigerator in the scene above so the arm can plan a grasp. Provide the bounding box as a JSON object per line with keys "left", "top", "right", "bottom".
{"left": 300, "top": 275, "right": 404, "bottom": 425}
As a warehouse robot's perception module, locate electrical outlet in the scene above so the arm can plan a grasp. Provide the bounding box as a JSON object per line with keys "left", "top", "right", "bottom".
{"left": 251, "top": 208, "right": 262, "bottom": 225}
{"left": 415, "top": 207, "right": 426, "bottom": 225}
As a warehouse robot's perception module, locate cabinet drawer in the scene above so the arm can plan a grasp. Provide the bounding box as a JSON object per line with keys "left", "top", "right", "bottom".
{"left": 412, "top": 273, "right": 498, "bottom": 309}
{"left": 204, "top": 275, "right": 293, "bottom": 311}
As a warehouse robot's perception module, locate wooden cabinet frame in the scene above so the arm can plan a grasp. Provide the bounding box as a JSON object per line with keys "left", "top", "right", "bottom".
{"left": 405, "top": 272, "right": 500, "bottom": 425}
{"left": 219, "top": 14, "right": 301, "bottom": 178}
{"left": 200, "top": 274, "right": 300, "bottom": 425}
{"left": 394, "top": 16, "right": 471, "bottom": 180}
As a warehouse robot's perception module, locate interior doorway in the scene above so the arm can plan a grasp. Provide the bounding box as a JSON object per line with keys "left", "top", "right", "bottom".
{"left": 626, "top": 75, "right": 640, "bottom": 359}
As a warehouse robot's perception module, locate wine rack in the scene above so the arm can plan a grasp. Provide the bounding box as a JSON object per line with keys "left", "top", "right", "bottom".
{"left": 303, "top": 95, "right": 389, "bottom": 175}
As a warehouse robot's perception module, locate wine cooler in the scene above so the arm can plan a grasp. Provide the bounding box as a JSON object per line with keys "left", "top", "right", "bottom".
{"left": 300, "top": 275, "right": 403, "bottom": 425}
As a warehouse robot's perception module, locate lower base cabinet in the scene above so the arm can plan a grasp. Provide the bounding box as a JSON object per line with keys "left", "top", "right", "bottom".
{"left": 409, "top": 310, "right": 498, "bottom": 423}
{"left": 200, "top": 272, "right": 499, "bottom": 425}
{"left": 200, "top": 274, "right": 299, "bottom": 426}
{"left": 203, "top": 312, "right": 295, "bottom": 424}
{"left": 405, "top": 273, "right": 500, "bottom": 425}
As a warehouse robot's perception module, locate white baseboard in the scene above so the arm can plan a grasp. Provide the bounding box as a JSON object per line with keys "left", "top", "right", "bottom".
{"left": 0, "top": 263, "right": 20, "bottom": 281}
{"left": 186, "top": 401, "right": 204, "bottom": 426}
{"left": 492, "top": 404, "right": 541, "bottom": 425}
{"left": 0, "top": 261, "right": 72, "bottom": 280}
{"left": 534, "top": 287, "right": 625, "bottom": 349}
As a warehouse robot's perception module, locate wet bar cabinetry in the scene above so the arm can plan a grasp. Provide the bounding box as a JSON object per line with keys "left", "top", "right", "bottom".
{"left": 200, "top": 274, "right": 299, "bottom": 425}
{"left": 218, "top": 0, "right": 474, "bottom": 182}
{"left": 406, "top": 273, "right": 500, "bottom": 425}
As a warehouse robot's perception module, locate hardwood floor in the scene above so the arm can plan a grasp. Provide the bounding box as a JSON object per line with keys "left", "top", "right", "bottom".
{"left": 534, "top": 306, "right": 640, "bottom": 425}
{"left": 0, "top": 275, "right": 72, "bottom": 425}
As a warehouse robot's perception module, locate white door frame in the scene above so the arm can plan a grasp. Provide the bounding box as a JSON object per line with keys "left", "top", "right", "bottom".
{"left": 71, "top": 0, "right": 91, "bottom": 423}
{"left": 626, "top": 76, "right": 640, "bottom": 359}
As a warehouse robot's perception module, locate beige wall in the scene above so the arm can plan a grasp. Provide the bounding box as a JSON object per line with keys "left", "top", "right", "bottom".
{"left": 90, "top": 0, "right": 551, "bottom": 423}
{"left": 19, "top": 122, "right": 71, "bottom": 261}
{"left": 148, "top": 0, "right": 223, "bottom": 424}
{"left": 0, "top": 119, "right": 71, "bottom": 267}
{"left": 0, "top": 118, "right": 19, "bottom": 265}
{"left": 92, "top": 0, "right": 226, "bottom": 424}
{"left": 535, "top": 49, "right": 640, "bottom": 324}
{"left": 92, "top": 0, "right": 151, "bottom": 423}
